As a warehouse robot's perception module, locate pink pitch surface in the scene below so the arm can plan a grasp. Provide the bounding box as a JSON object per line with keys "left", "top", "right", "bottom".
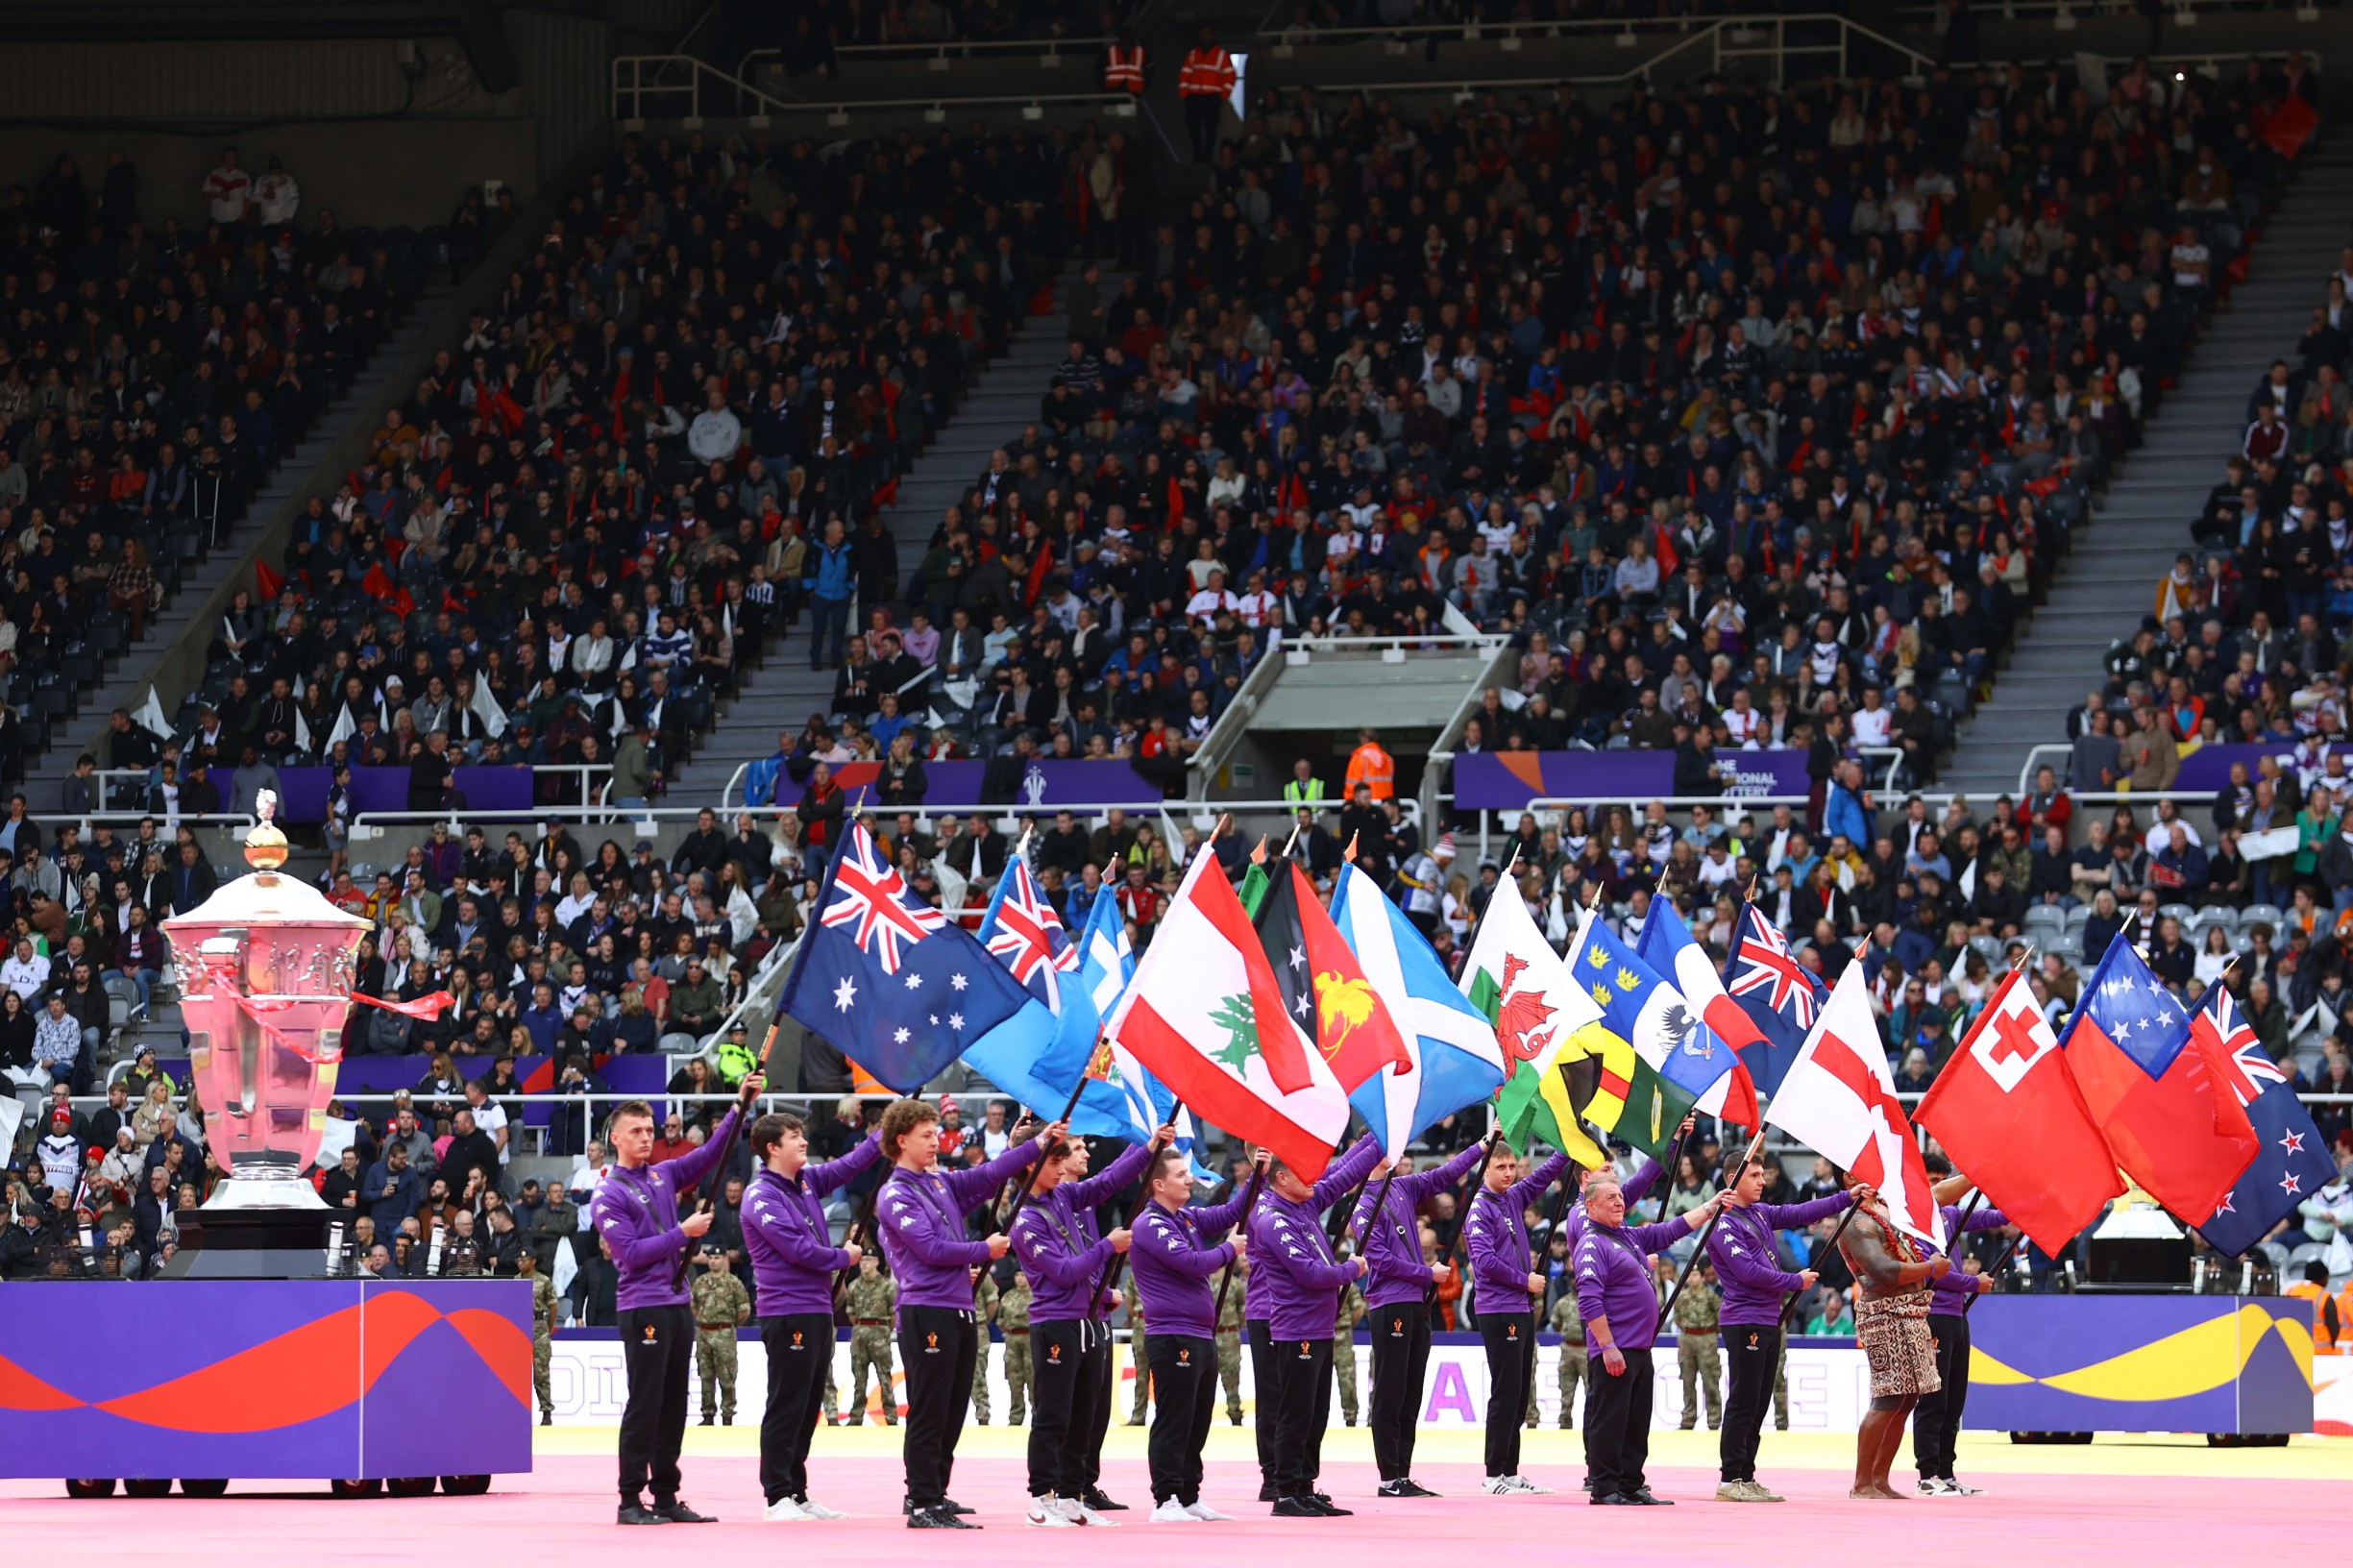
{"left": 0, "top": 1449, "right": 2340, "bottom": 1564}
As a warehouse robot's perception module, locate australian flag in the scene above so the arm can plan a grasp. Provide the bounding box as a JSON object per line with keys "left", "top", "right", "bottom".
{"left": 2188, "top": 985, "right": 2335, "bottom": 1258}
{"left": 778, "top": 821, "right": 1032, "bottom": 1093}
{"left": 1722, "top": 901, "right": 1824, "bottom": 1098}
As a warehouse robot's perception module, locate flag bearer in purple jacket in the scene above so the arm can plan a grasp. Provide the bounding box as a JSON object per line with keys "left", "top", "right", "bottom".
{"left": 1466, "top": 1142, "right": 1569, "bottom": 1495}
{"left": 588, "top": 1078, "right": 757, "bottom": 1526}
{"left": 1913, "top": 1159, "right": 2008, "bottom": 1498}
{"left": 741, "top": 1107, "right": 882, "bottom": 1522}
{"left": 872, "top": 1096, "right": 1062, "bottom": 1530}
{"left": 1576, "top": 1175, "right": 1724, "bottom": 1507}
{"left": 1348, "top": 1141, "right": 1483, "bottom": 1498}
{"left": 1248, "top": 1135, "right": 1384, "bottom": 1517}
{"left": 1133, "top": 1142, "right": 1267, "bottom": 1523}
{"left": 1009, "top": 1125, "right": 1168, "bottom": 1527}
{"left": 1705, "top": 1152, "right": 1869, "bottom": 1502}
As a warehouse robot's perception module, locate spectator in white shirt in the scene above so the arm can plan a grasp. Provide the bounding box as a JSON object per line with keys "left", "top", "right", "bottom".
{"left": 1851, "top": 686, "right": 1894, "bottom": 747}
{"left": 1185, "top": 567, "right": 1239, "bottom": 625}
{"left": 1, "top": 937, "right": 50, "bottom": 1000}
{"left": 252, "top": 157, "right": 300, "bottom": 226}
{"left": 203, "top": 147, "right": 252, "bottom": 226}
{"left": 465, "top": 1081, "right": 510, "bottom": 1164}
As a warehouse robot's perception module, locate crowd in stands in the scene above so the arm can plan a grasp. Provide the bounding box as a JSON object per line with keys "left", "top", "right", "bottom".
{"left": 0, "top": 144, "right": 444, "bottom": 784}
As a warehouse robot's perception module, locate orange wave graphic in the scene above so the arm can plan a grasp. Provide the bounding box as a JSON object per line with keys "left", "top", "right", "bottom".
{"left": 0, "top": 1290, "right": 527, "bottom": 1431}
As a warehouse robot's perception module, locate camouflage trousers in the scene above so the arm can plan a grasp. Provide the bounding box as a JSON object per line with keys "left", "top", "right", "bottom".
{"left": 850, "top": 1329, "right": 896, "bottom": 1425}
{"left": 696, "top": 1330, "right": 737, "bottom": 1420}
{"left": 1127, "top": 1335, "right": 1149, "bottom": 1423}
{"left": 1004, "top": 1335, "right": 1031, "bottom": 1424}
{"left": 1336, "top": 1336, "right": 1360, "bottom": 1425}
{"left": 1556, "top": 1346, "right": 1585, "bottom": 1428}
{"left": 1215, "top": 1330, "right": 1242, "bottom": 1422}
{"left": 533, "top": 1335, "right": 552, "bottom": 1415}
{"left": 1679, "top": 1334, "right": 1724, "bottom": 1429}
{"left": 971, "top": 1337, "right": 992, "bottom": 1422}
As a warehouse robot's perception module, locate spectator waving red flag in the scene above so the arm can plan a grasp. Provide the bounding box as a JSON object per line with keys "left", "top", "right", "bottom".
{"left": 1914, "top": 967, "right": 2122, "bottom": 1255}
{"left": 2060, "top": 934, "right": 2260, "bottom": 1225}
{"left": 1764, "top": 962, "right": 1946, "bottom": 1252}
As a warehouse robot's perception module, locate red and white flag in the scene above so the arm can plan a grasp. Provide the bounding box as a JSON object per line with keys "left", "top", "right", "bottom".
{"left": 1915, "top": 968, "right": 2122, "bottom": 1256}
{"left": 1764, "top": 963, "right": 1946, "bottom": 1252}
{"left": 1106, "top": 851, "right": 1350, "bottom": 1180}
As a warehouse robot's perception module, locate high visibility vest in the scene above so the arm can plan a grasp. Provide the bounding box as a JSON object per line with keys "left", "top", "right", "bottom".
{"left": 2290, "top": 1281, "right": 2340, "bottom": 1350}
{"left": 1284, "top": 775, "right": 1326, "bottom": 804}
{"left": 1178, "top": 46, "right": 1236, "bottom": 98}
{"left": 1102, "top": 44, "right": 1145, "bottom": 93}
{"left": 1344, "top": 743, "right": 1394, "bottom": 800}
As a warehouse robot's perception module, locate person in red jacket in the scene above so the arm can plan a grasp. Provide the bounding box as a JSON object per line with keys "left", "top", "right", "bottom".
{"left": 1176, "top": 27, "right": 1236, "bottom": 161}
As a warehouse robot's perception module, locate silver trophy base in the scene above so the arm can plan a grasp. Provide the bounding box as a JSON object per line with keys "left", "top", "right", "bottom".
{"left": 203, "top": 1173, "right": 331, "bottom": 1211}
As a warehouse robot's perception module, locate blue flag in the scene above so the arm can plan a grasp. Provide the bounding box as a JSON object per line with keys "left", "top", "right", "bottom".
{"left": 962, "top": 852, "right": 1152, "bottom": 1142}
{"left": 2188, "top": 985, "right": 2336, "bottom": 1258}
{"left": 777, "top": 821, "right": 1031, "bottom": 1093}
{"left": 1720, "top": 901, "right": 1825, "bottom": 1097}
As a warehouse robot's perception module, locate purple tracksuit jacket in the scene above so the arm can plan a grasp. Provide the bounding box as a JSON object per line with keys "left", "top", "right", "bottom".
{"left": 1242, "top": 1135, "right": 1383, "bottom": 1326}
{"left": 1929, "top": 1201, "right": 2010, "bottom": 1314}
{"left": 589, "top": 1107, "right": 743, "bottom": 1311}
{"left": 1349, "top": 1140, "right": 1486, "bottom": 1309}
{"left": 1132, "top": 1188, "right": 1254, "bottom": 1339}
{"left": 1574, "top": 1216, "right": 1693, "bottom": 1347}
{"left": 873, "top": 1140, "right": 1042, "bottom": 1315}
{"left": 1705, "top": 1191, "right": 1853, "bottom": 1325}
{"left": 1556, "top": 1155, "right": 1664, "bottom": 1258}
{"left": 742, "top": 1135, "right": 883, "bottom": 1317}
{"left": 1011, "top": 1139, "right": 1153, "bottom": 1321}
{"left": 1467, "top": 1151, "right": 1569, "bottom": 1314}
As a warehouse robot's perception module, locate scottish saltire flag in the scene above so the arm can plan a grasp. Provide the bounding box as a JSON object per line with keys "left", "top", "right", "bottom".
{"left": 1632, "top": 896, "right": 1760, "bottom": 1126}
{"left": 1330, "top": 862, "right": 1506, "bottom": 1154}
{"left": 2189, "top": 985, "right": 2334, "bottom": 1257}
{"left": 1077, "top": 894, "right": 1213, "bottom": 1177}
{"left": 962, "top": 853, "right": 1153, "bottom": 1142}
{"left": 778, "top": 821, "right": 1030, "bottom": 1092}
{"left": 1722, "top": 901, "right": 1825, "bottom": 1097}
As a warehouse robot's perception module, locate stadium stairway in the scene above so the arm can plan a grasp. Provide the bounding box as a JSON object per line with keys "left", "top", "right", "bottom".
{"left": 21, "top": 281, "right": 460, "bottom": 808}
{"left": 658, "top": 263, "right": 1098, "bottom": 809}
{"left": 1937, "top": 142, "right": 2353, "bottom": 798}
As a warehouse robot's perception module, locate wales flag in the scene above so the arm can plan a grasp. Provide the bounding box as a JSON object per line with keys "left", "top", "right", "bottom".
{"left": 1461, "top": 882, "right": 1606, "bottom": 1168}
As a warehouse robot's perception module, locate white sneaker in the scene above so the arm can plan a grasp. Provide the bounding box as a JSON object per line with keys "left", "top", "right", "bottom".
{"left": 1150, "top": 1500, "right": 1200, "bottom": 1524}
{"left": 1184, "top": 1501, "right": 1234, "bottom": 1522}
{"left": 1511, "top": 1475, "right": 1554, "bottom": 1495}
{"left": 1948, "top": 1480, "right": 1983, "bottom": 1496}
{"left": 1483, "top": 1475, "right": 1541, "bottom": 1495}
{"left": 1918, "top": 1479, "right": 1956, "bottom": 1498}
{"left": 1074, "top": 1503, "right": 1120, "bottom": 1527}
{"left": 797, "top": 1498, "right": 846, "bottom": 1520}
{"left": 1027, "top": 1495, "right": 1078, "bottom": 1528}
{"left": 762, "top": 1498, "right": 813, "bottom": 1522}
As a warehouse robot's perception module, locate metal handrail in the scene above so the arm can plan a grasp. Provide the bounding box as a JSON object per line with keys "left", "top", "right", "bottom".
{"left": 1185, "top": 627, "right": 1287, "bottom": 796}
{"left": 1264, "top": 12, "right": 1733, "bottom": 46}
{"left": 613, "top": 53, "right": 1134, "bottom": 124}
{"left": 1891, "top": 0, "right": 2309, "bottom": 17}
{"left": 740, "top": 36, "right": 1114, "bottom": 78}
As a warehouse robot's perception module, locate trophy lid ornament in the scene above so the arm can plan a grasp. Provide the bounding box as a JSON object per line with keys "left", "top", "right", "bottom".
{"left": 244, "top": 788, "right": 289, "bottom": 875}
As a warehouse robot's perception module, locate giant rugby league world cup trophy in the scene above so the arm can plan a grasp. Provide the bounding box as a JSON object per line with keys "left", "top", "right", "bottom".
{"left": 160, "top": 790, "right": 372, "bottom": 1276}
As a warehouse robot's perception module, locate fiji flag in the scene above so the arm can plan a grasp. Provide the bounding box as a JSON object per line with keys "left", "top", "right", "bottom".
{"left": 2188, "top": 985, "right": 2334, "bottom": 1257}
{"left": 1721, "top": 901, "right": 1825, "bottom": 1098}
{"left": 1330, "top": 862, "right": 1506, "bottom": 1155}
{"left": 2059, "top": 935, "right": 2261, "bottom": 1226}
{"left": 962, "top": 852, "right": 1154, "bottom": 1142}
{"left": 777, "top": 821, "right": 1032, "bottom": 1093}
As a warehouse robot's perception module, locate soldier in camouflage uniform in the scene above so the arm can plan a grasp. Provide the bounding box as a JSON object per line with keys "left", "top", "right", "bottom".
{"left": 969, "top": 1266, "right": 1000, "bottom": 1423}
{"left": 522, "top": 1249, "right": 557, "bottom": 1426}
{"left": 691, "top": 1246, "right": 751, "bottom": 1425}
{"left": 1335, "top": 1272, "right": 1364, "bottom": 1426}
{"left": 1548, "top": 1290, "right": 1586, "bottom": 1429}
{"left": 1123, "top": 1272, "right": 1148, "bottom": 1424}
{"left": 1675, "top": 1261, "right": 1725, "bottom": 1431}
{"left": 1212, "top": 1259, "right": 1245, "bottom": 1425}
{"left": 998, "top": 1269, "right": 1033, "bottom": 1426}
{"left": 845, "top": 1252, "right": 898, "bottom": 1426}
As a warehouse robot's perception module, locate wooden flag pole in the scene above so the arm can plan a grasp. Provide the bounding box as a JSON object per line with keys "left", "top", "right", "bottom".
{"left": 1658, "top": 1127, "right": 1765, "bottom": 1325}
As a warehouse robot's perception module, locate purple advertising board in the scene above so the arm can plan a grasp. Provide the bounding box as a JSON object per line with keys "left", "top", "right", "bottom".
{"left": 1963, "top": 1294, "right": 2314, "bottom": 1434}
{"left": 0, "top": 1280, "right": 534, "bottom": 1480}
{"left": 1452, "top": 749, "right": 1813, "bottom": 811}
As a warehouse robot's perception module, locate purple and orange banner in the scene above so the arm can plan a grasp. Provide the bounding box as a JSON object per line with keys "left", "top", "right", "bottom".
{"left": 1452, "top": 748, "right": 1813, "bottom": 810}
{"left": 0, "top": 1281, "right": 533, "bottom": 1480}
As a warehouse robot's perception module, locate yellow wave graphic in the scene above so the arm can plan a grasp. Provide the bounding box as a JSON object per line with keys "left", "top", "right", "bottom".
{"left": 1968, "top": 1305, "right": 2314, "bottom": 1402}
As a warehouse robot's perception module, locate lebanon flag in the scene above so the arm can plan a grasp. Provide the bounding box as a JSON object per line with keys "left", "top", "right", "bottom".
{"left": 1633, "top": 895, "right": 1762, "bottom": 1127}
{"left": 1914, "top": 968, "right": 2122, "bottom": 1256}
{"left": 1105, "top": 852, "right": 1350, "bottom": 1181}
{"left": 1766, "top": 964, "right": 1946, "bottom": 1252}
